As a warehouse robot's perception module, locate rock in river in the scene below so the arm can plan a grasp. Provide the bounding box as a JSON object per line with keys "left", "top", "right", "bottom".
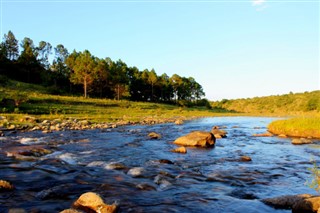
{"left": 262, "top": 194, "right": 313, "bottom": 209}
{"left": 211, "top": 126, "right": 227, "bottom": 138}
{"left": 292, "top": 196, "right": 320, "bottom": 213}
{"left": 171, "top": 146, "right": 187, "bottom": 154}
{"left": 148, "top": 132, "right": 161, "bottom": 139}
{"left": 0, "top": 180, "right": 14, "bottom": 191}
{"left": 292, "top": 138, "right": 313, "bottom": 145}
{"left": 174, "top": 131, "right": 215, "bottom": 147}
{"left": 72, "top": 192, "right": 118, "bottom": 213}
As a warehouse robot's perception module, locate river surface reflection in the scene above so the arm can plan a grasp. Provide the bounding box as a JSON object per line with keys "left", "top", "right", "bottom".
{"left": 0, "top": 117, "right": 319, "bottom": 212}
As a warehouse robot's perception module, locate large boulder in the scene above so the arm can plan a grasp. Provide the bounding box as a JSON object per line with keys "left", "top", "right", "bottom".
{"left": 292, "top": 196, "right": 320, "bottom": 213}
{"left": 262, "top": 194, "right": 312, "bottom": 209}
{"left": 211, "top": 126, "right": 227, "bottom": 138}
{"left": 174, "top": 131, "right": 215, "bottom": 147}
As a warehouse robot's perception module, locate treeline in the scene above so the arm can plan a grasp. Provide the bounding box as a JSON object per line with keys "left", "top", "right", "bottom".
{"left": 0, "top": 31, "right": 209, "bottom": 107}
{"left": 211, "top": 90, "right": 320, "bottom": 114}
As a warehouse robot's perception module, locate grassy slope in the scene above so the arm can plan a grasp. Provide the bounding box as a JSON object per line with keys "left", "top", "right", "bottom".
{"left": 210, "top": 91, "right": 320, "bottom": 115}
{"left": 211, "top": 91, "right": 320, "bottom": 138}
{"left": 0, "top": 79, "right": 230, "bottom": 125}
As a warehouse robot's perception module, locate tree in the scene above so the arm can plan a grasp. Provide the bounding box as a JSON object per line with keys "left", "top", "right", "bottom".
{"left": 66, "top": 50, "right": 97, "bottom": 98}
{"left": 3, "top": 31, "right": 19, "bottom": 60}
{"left": 51, "top": 44, "right": 70, "bottom": 90}
{"left": 110, "top": 59, "right": 129, "bottom": 100}
{"left": 37, "top": 41, "right": 52, "bottom": 69}
{"left": 0, "top": 42, "right": 7, "bottom": 62}
{"left": 148, "top": 69, "right": 158, "bottom": 101}
{"left": 92, "top": 57, "right": 109, "bottom": 97}
{"left": 19, "top": 37, "right": 38, "bottom": 65}
{"left": 170, "top": 74, "right": 183, "bottom": 101}
{"left": 18, "top": 37, "right": 43, "bottom": 83}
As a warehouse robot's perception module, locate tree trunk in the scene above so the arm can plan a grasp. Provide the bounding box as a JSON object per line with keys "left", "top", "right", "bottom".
{"left": 151, "top": 83, "right": 154, "bottom": 101}
{"left": 117, "top": 84, "right": 120, "bottom": 100}
{"left": 84, "top": 78, "right": 87, "bottom": 98}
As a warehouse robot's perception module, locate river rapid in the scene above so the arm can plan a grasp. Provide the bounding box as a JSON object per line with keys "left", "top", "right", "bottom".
{"left": 0, "top": 116, "right": 319, "bottom": 213}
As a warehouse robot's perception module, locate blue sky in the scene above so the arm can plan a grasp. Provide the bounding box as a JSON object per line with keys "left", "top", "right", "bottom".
{"left": 1, "top": 0, "right": 319, "bottom": 100}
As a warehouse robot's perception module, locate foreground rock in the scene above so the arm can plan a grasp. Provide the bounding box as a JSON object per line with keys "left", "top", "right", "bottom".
{"left": 171, "top": 146, "right": 187, "bottom": 154}
{"left": 211, "top": 126, "right": 227, "bottom": 138}
{"left": 174, "top": 131, "right": 215, "bottom": 147}
{"left": 262, "top": 194, "right": 320, "bottom": 213}
{"left": 292, "top": 138, "right": 313, "bottom": 145}
{"left": 0, "top": 180, "right": 14, "bottom": 191}
{"left": 292, "top": 196, "right": 320, "bottom": 213}
{"left": 68, "top": 192, "right": 118, "bottom": 213}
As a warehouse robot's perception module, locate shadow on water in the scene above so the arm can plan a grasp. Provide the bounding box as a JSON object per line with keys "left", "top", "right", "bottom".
{"left": 0, "top": 117, "right": 319, "bottom": 212}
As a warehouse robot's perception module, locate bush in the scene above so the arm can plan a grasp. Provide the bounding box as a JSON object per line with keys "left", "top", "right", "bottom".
{"left": 306, "top": 161, "right": 320, "bottom": 193}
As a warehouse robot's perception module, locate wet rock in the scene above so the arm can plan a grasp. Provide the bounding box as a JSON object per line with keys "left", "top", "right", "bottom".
{"left": 292, "top": 138, "right": 313, "bottom": 145}
{"left": 0, "top": 179, "right": 14, "bottom": 191}
{"left": 105, "top": 162, "right": 126, "bottom": 170}
{"left": 252, "top": 132, "right": 273, "bottom": 137}
{"left": 262, "top": 194, "right": 312, "bottom": 209}
{"left": 148, "top": 132, "right": 161, "bottom": 139}
{"left": 7, "top": 124, "right": 15, "bottom": 130}
{"left": 240, "top": 156, "right": 252, "bottom": 162}
{"left": 159, "top": 159, "right": 174, "bottom": 164}
{"left": 292, "top": 196, "right": 320, "bottom": 213}
{"left": 127, "top": 167, "right": 145, "bottom": 177}
{"left": 8, "top": 209, "right": 27, "bottom": 213}
{"left": 36, "top": 184, "right": 73, "bottom": 200}
{"left": 154, "top": 174, "right": 172, "bottom": 189}
{"left": 171, "top": 146, "right": 187, "bottom": 154}
{"left": 136, "top": 183, "right": 157, "bottom": 191}
{"left": 73, "top": 192, "right": 118, "bottom": 213}
{"left": 278, "top": 134, "right": 287, "bottom": 138}
{"left": 175, "top": 119, "right": 184, "bottom": 125}
{"left": 60, "top": 209, "right": 83, "bottom": 213}
{"left": 5, "top": 145, "right": 53, "bottom": 158}
{"left": 229, "top": 189, "right": 258, "bottom": 200}
{"left": 174, "top": 131, "right": 215, "bottom": 148}
{"left": 211, "top": 126, "right": 227, "bottom": 138}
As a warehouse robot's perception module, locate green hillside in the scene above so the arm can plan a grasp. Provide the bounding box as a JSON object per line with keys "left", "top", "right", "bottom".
{"left": 0, "top": 77, "right": 222, "bottom": 128}
{"left": 211, "top": 91, "right": 320, "bottom": 115}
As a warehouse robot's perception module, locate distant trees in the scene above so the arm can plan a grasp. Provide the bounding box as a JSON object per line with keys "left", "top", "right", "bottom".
{"left": 0, "top": 30, "right": 207, "bottom": 106}
{"left": 3, "top": 31, "right": 19, "bottom": 61}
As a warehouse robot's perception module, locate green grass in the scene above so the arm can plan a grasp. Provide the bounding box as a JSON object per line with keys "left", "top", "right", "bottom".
{"left": 211, "top": 90, "right": 320, "bottom": 115}
{"left": 268, "top": 117, "right": 320, "bottom": 138}
{"left": 0, "top": 79, "right": 233, "bottom": 125}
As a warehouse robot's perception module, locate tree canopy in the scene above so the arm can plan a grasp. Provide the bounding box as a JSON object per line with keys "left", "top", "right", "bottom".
{"left": 0, "top": 30, "right": 208, "bottom": 106}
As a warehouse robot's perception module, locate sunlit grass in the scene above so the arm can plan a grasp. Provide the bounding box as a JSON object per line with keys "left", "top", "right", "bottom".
{"left": 0, "top": 80, "right": 234, "bottom": 125}
{"left": 268, "top": 117, "right": 320, "bottom": 138}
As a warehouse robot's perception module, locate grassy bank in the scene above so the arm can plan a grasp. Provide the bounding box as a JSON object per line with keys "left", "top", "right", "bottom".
{"left": 0, "top": 79, "right": 236, "bottom": 128}
{"left": 268, "top": 117, "right": 320, "bottom": 139}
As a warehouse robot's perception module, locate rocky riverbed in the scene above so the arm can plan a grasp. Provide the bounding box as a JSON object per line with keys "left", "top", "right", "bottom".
{"left": 0, "top": 117, "right": 319, "bottom": 212}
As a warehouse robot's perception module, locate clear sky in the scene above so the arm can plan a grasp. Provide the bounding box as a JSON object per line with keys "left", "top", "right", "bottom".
{"left": 1, "top": 0, "right": 319, "bottom": 100}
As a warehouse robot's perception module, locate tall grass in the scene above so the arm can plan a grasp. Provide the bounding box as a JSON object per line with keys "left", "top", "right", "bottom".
{"left": 268, "top": 117, "right": 320, "bottom": 138}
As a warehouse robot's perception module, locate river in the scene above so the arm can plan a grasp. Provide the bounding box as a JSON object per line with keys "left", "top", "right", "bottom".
{"left": 0, "top": 117, "right": 319, "bottom": 212}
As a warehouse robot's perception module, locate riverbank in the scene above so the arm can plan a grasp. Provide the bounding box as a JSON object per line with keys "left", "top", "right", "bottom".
{"left": 268, "top": 117, "right": 320, "bottom": 139}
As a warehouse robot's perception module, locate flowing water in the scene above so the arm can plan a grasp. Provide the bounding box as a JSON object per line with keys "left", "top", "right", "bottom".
{"left": 0, "top": 117, "right": 319, "bottom": 212}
